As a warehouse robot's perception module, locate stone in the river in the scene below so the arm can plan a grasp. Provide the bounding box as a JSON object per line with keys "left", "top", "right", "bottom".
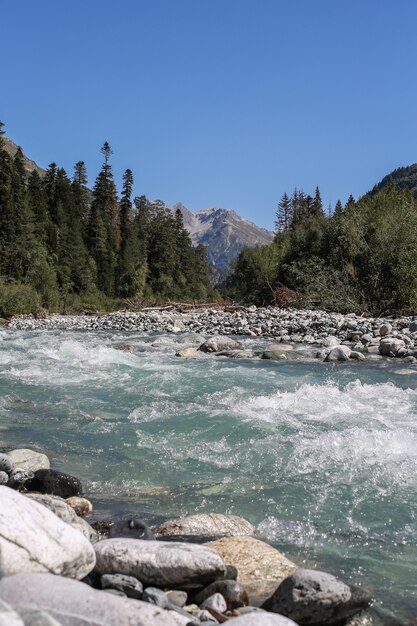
{"left": 198, "top": 337, "right": 244, "bottom": 353}
{"left": 25, "top": 493, "right": 97, "bottom": 542}
{"left": 379, "top": 323, "right": 392, "bottom": 337}
{"left": 0, "top": 486, "right": 95, "bottom": 579}
{"left": 0, "top": 599, "right": 24, "bottom": 626}
{"left": 26, "top": 469, "right": 82, "bottom": 498}
{"left": 95, "top": 538, "right": 226, "bottom": 587}
{"left": 0, "top": 453, "right": 13, "bottom": 475}
{"left": 261, "top": 350, "right": 289, "bottom": 361}
{"left": 349, "top": 351, "right": 365, "bottom": 361}
{"left": 0, "top": 573, "right": 183, "bottom": 626}
{"left": 201, "top": 592, "right": 227, "bottom": 614}
{"left": 65, "top": 496, "right": 93, "bottom": 517}
{"left": 0, "top": 472, "right": 8, "bottom": 485}
{"left": 324, "top": 345, "right": 351, "bottom": 362}
{"left": 7, "top": 470, "right": 35, "bottom": 489}
{"left": 156, "top": 513, "right": 256, "bottom": 538}
{"left": 193, "top": 580, "right": 248, "bottom": 610}
{"left": 7, "top": 448, "right": 50, "bottom": 473}
{"left": 205, "top": 536, "right": 297, "bottom": 607}
{"left": 231, "top": 614, "right": 299, "bottom": 626}
{"left": 108, "top": 518, "right": 155, "bottom": 540}
{"left": 264, "top": 568, "right": 372, "bottom": 625}
{"left": 175, "top": 347, "right": 200, "bottom": 358}
{"left": 101, "top": 574, "right": 144, "bottom": 600}
{"left": 379, "top": 338, "right": 405, "bottom": 357}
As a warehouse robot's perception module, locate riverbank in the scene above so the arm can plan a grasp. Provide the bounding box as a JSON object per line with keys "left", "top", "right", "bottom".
{"left": 7, "top": 306, "right": 417, "bottom": 362}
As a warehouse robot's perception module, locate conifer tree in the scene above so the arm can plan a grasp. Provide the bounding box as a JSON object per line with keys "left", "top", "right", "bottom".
{"left": 275, "top": 192, "right": 292, "bottom": 233}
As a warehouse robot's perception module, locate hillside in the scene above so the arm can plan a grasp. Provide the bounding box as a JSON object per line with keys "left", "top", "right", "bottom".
{"left": 373, "top": 163, "right": 417, "bottom": 195}
{"left": 3, "top": 137, "right": 46, "bottom": 177}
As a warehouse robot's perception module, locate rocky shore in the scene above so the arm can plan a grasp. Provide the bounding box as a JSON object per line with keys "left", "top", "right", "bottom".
{"left": 0, "top": 447, "right": 373, "bottom": 626}
{"left": 6, "top": 306, "right": 417, "bottom": 362}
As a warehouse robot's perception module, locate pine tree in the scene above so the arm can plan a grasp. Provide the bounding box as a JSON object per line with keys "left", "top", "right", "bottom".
{"left": 275, "top": 192, "right": 292, "bottom": 233}
{"left": 312, "top": 186, "right": 324, "bottom": 217}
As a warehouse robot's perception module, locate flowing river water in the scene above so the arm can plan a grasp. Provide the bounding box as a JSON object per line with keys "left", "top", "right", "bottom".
{"left": 1, "top": 328, "right": 417, "bottom": 623}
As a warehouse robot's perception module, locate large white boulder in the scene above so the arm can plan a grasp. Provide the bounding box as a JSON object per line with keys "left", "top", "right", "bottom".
{"left": 7, "top": 449, "right": 50, "bottom": 472}
{"left": 0, "top": 486, "right": 95, "bottom": 579}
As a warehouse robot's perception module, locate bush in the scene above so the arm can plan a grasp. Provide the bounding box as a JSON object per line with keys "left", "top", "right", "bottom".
{"left": 0, "top": 279, "right": 40, "bottom": 318}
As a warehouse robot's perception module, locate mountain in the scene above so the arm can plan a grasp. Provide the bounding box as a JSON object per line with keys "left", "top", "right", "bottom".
{"left": 3, "top": 137, "right": 46, "bottom": 177}
{"left": 372, "top": 163, "right": 417, "bottom": 195}
{"left": 171, "top": 203, "right": 274, "bottom": 280}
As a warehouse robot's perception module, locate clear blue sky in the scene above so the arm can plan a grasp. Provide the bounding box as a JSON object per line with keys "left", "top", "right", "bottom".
{"left": 2, "top": 0, "right": 417, "bottom": 229}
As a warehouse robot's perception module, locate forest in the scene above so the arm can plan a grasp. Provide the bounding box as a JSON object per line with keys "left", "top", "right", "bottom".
{"left": 226, "top": 184, "right": 417, "bottom": 315}
{"left": 0, "top": 122, "right": 216, "bottom": 317}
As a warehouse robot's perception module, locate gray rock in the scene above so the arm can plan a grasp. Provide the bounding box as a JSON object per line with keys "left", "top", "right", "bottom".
{"left": 379, "top": 338, "right": 405, "bottom": 357}
{"left": 321, "top": 336, "right": 339, "bottom": 348}
{"left": 0, "top": 453, "right": 13, "bottom": 475}
{"left": 266, "top": 568, "right": 372, "bottom": 625}
{"left": 197, "top": 608, "right": 219, "bottom": 622}
{"left": 0, "top": 573, "right": 184, "bottom": 626}
{"left": 324, "top": 345, "right": 351, "bottom": 362}
{"left": 94, "top": 538, "right": 226, "bottom": 587}
{"left": 175, "top": 348, "right": 200, "bottom": 358}
{"left": 201, "top": 593, "right": 227, "bottom": 614}
{"left": 101, "top": 574, "right": 143, "bottom": 600}
{"left": 0, "top": 472, "right": 8, "bottom": 485}
{"left": 409, "top": 320, "right": 417, "bottom": 333}
{"left": 16, "top": 609, "right": 62, "bottom": 626}
{"left": 0, "top": 486, "right": 95, "bottom": 579}
{"left": 143, "top": 588, "right": 169, "bottom": 609}
{"left": 349, "top": 351, "right": 365, "bottom": 361}
{"left": 166, "top": 591, "right": 188, "bottom": 608}
{"left": 25, "top": 493, "right": 98, "bottom": 543}
{"left": 0, "top": 600, "right": 24, "bottom": 626}
{"left": 379, "top": 323, "right": 392, "bottom": 337}
{"left": 231, "top": 614, "right": 299, "bottom": 625}
{"left": 199, "top": 337, "right": 243, "bottom": 353}
{"left": 261, "top": 351, "right": 288, "bottom": 361}
{"left": 156, "top": 513, "right": 256, "bottom": 538}
{"left": 7, "top": 470, "right": 35, "bottom": 489}
{"left": 108, "top": 518, "right": 154, "bottom": 540}
{"left": 7, "top": 449, "right": 50, "bottom": 473}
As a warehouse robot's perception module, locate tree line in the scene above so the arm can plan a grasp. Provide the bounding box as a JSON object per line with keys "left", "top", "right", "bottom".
{"left": 0, "top": 122, "right": 216, "bottom": 317}
{"left": 225, "top": 183, "right": 417, "bottom": 315}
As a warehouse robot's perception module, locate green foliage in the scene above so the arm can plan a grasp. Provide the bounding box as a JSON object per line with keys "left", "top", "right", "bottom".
{"left": 0, "top": 279, "right": 39, "bottom": 318}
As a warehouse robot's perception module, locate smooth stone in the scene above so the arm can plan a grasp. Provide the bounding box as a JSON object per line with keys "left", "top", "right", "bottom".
{"left": 101, "top": 574, "right": 143, "bottom": 600}
{"left": 265, "top": 568, "right": 372, "bottom": 625}
{"left": 231, "top": 614, "right": 299, "bottom": 625}
{"left": 198, "top": 337, "right": 243, "bottom": 353}
{"left": 17, "top": 609, "right": 64, "bottom": 625}
{"left": 379, "top": 323, "right": 392, "bottom": 337}
{"left": 65, "top": 496, "right": 93, "bottom": 517}
{"left": 26, "top": 469, "right": 82, "bottom": 498}
{"left": 193, "top": 580, "right": 248, "bottom": 610}
{"left": 25, "top": 493, "right": 97, "bottom": 543}
{"left": 166, "top": 590, "right": 188, "bottom": 608}
{"left": 0, "top": 599, "right": 24, "bottom": 626}
{"left": 94, "top": 538, "right": 226, "bottom": 587}
{"left": 0, "top": 573, "right": 183, "bottom": 626}
{"left": 175, "top": 347, "right": 200, "bottom": 358}
{"left": 7, "top": 449, "right": 50, "bottom": 473}
{"left": 0, "top": 453, "right": 13, "bottom": 475}
{"left": 321, "top": 336, "right": 340, "bottom": 348}
{"left": 108, "top": 518, "right": 155, "bottom": 540}
{"left": 205, "top": 537, "right": 297, "bottom": 585}
{"left": 324, "top": 345, "right": 351, "bottom": 362}
{"left": 379, "top": 338, "right": 405, "bottom": 357}
{"left": 143, "top": 587, "right": 169, "bottom": 609}
{"left": 201, "top": 593, "right": 227, "bottom": 614}
{"left": 261, "top": 351, "right": 288, "bottom": 361}
{"left": 157, "top": 513, "right": 256, "bottom": 538}
{"left": 0, "top": 472, "right": 8, "bottom": 485}
{"left": 349, "top": 351, "right": 365, "bottom": 361}
{"left": 0, "top": 486, "right": 95, "bottom": 579}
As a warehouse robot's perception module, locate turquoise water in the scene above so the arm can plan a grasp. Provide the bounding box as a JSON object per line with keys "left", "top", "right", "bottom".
{"left": 1, "top": 329, "right": 417, "bottom": 623}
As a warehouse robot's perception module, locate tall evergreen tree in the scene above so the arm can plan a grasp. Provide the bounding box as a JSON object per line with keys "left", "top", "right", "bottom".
{"left": 275, "top": 192, "right": 292, "bottom": 233}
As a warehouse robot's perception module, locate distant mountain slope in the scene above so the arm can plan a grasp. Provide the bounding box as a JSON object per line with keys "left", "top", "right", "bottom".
{"left": 373, "top": 163, "right": 417, "bottom": 195}
{"left": 3, "top": 137, "right": 46, "bottom": 177}
{"left": 171, "top": 203, "right": 274, "bottom": 278}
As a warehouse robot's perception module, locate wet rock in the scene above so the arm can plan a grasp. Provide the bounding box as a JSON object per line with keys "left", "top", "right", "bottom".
{"left": 175, "top": 347, "right": 200, "bottom": 358}
{"left": 65, "top": 496, "right": 93, "bottom": 517}
{"left": 0, "top": 486, "right": 95, "bottom": 579}
{"left": 95, "top": 538, "right": 226, "bottom": 587}
{"left": 157, "top": 513, "right": 256, "bottom": 538}
{"left": 26, "top": 469, "right": 82, "bottom": 498}
{"left": 25, "top": 493, "right": 97, "bottom": 542}
{"left": 7, "top": 449, "right": 50, "bottom": 473}
{"left": 349, "top": 351, "right": 365, "bottom": 361}
{"left": 108, "top": 518, "right": 155, "bottom": 540}
{"left": 0, "top": 453, "right": 13, "bottom": 475}
{"left": 324, "top": 345, "right": 351, "bottom": 362}
{"left": 7, "top": 470, "right": 35, "bottom": 489}
{"left": 264, "top": 568, "right": 372, "bottom": 625}
{"left": 101, "top": 574, "right": 143, "bottom": 600}
{"left": 261, "top": 351, "right": 288, "bottom": 361}
{"left": 0, "top": 573, "right": 183, "bottom": 626}
{"left": 193, "top": 580, "right": 249, "bottom": 610}
{"left": 199, "top": 337, "right": 243, "bottom": 353}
